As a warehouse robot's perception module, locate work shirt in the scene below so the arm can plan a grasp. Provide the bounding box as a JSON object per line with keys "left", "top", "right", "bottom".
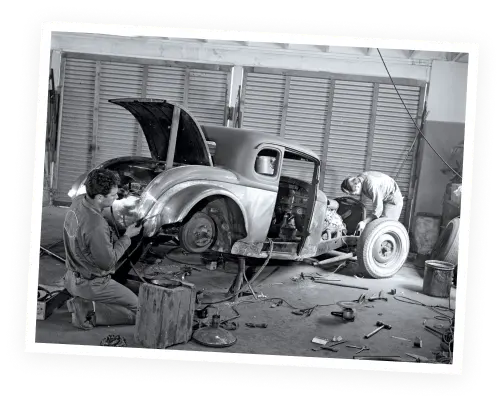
{"left": 358, "top": 171, "right": 403, "bottom": 219}
{"left": 63, "top": 195, "right": 131, "bottom": 279}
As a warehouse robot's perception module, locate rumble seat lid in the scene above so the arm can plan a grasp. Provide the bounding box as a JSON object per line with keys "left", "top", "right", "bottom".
{"left": 109, "top": 98, "right": 212, "bottom": 166}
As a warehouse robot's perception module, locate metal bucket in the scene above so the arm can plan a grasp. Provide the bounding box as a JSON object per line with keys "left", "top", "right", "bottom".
{"left": 422, "top": 260, "right": 454, "bottom": 298}
{"left": 255, "top": 156, "right": 275, "bottom": 175}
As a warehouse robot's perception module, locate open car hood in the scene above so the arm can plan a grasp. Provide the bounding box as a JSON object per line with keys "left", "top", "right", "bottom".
{"left": 109, "top": 98, "right": 212, "bottom": 166}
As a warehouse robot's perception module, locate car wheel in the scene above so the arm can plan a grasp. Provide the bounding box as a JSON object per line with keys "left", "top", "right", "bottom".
{"left": 179, "top": 212, "right": 217, "bottom": 253}
{"left": 357, "top": 218, "right": 409, "bottom": 279}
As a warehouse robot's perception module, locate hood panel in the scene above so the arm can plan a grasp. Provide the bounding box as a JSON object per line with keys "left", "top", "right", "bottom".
{"left": 109, "top": 98, "right": 212, "bottom": 166}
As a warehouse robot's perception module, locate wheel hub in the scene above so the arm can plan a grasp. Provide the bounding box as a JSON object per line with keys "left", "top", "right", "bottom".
{"left": 372, "top": 234, "right": 397, "bottom": 264}
{"left": 193, "top": 223, "right": 213, "bottom": 247}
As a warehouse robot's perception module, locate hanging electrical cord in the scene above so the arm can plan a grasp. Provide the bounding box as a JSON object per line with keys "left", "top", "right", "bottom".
{"left": 110, "top": 206, "right": 148, "bottom": 283}
{"left": 376, "top": 48, "right": 463, "bottom": 181}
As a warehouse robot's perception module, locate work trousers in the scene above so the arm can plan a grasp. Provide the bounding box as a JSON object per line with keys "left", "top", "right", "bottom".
{"left": 64, "top": 270, "right": 138, "bottom": 326}
{"left": 382, "top": 194, "right": 404, "bottom": 221}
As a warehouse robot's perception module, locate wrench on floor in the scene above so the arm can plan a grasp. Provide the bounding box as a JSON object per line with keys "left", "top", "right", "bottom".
{"left": 312, "top": 340, "right": 346, "bottom": 351}
{"left": 346, "top": 345, "right": 370, "bottom": 355}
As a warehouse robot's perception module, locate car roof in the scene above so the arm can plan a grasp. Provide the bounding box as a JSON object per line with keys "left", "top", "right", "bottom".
{"left": 201, "top": 125, "right": 320, "bottom": 161}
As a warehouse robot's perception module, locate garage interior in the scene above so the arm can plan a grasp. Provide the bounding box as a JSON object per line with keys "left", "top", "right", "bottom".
{"left": 37, "top": 33, "right": 468, "bottom": 364}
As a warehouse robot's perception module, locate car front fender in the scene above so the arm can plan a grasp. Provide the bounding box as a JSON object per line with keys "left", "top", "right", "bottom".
{"left": 143, "top": 181, "right": 249, "bottom": 237}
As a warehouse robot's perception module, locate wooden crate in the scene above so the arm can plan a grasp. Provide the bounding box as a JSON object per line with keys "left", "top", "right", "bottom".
{"left": 134, "top": 281, "right": 196, "bottom": 349}
{"left": 37, "top": 289, "right": 71, "bottom": 320}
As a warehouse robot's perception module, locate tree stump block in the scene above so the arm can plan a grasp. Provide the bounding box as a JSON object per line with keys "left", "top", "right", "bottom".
{"left": 134, "top": 281, "right": 196, "bottom": 349}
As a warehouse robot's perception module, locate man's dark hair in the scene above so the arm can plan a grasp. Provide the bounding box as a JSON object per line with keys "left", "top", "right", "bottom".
{"left": 85, "top": 169, "right": 120, "bottom": 199}
{"left": 341, "top": 177, "right": 353, "bottom": 194}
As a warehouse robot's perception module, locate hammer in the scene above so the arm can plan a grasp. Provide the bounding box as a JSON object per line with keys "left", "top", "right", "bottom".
{"left": 364, "top": 321, "right": 392, "bottom": 339}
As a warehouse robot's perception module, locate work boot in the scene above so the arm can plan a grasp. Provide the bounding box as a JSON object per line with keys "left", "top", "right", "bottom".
{"left": 67, "top": 297, "right": 96, "bottom": 330}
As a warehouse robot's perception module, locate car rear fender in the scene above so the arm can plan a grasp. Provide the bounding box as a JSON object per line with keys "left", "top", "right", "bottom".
{"left": 143, "top": 182, "right": 249, "bottom": 237}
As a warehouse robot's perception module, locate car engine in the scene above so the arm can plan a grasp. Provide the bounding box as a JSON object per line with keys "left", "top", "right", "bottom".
{"left": 271, "top": 178, "right": 346, "bottom": 241}
{"left": 322, "top": 199, "right": 347, "bottom": 240}
{"left": 113, "top": 162, "right": 165, "bottom": 199}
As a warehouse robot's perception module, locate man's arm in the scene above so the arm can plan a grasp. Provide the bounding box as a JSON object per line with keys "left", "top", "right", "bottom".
{"left": 86, "top": 222, "right": 131, "bottom": 273}
{"left": 369, "top": 186, "right": 384, "bottom": 221}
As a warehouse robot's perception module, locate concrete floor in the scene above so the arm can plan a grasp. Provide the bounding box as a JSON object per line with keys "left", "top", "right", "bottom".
{"left": 36, "top": 207, "right": 456, "bottom": 363}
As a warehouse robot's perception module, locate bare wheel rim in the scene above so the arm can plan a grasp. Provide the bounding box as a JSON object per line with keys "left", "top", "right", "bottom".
{"left": 184, "top": 213, "right": 215, "bottom": 249}
{"left": 369, "top": 230, "right": 404, "bottom": 270}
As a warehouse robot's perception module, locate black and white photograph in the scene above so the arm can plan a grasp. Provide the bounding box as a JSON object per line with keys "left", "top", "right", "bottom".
{"left": 29, "top": 26, "right": 474, "bottom": 371}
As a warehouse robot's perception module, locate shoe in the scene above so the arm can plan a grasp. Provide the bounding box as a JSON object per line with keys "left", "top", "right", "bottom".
{"left": 67, "top": 297, "right": 96, "bottom": 330}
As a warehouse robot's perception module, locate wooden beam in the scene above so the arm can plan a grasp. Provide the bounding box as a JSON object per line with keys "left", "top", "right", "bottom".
{"left": 90, "top": 61, "right": 101, "bottom": 167}
{"left": 364, "top": 83, "right": 380, "bottom": 171}
{"left": 320, "top": 78, "right": 335, "bottom": 189}
{"left": 279, "top": 76, "right": 291, "bottom": 138}
{"left": 135, "top": 65, "right": 149, "bottom": 155}
{"left": 408, "top": 50, "right": 415, "bottom": 59}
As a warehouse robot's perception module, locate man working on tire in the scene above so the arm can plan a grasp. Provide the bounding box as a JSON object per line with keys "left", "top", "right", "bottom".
{"left": 341, "top": 171, "right": 403, "bottom": 234}
{"left": 63, "top": 168, "right": 142, "bottom": 330}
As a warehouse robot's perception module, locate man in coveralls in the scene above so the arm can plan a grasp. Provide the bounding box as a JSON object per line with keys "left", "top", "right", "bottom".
{"left": 340, "top": 171, "right": 403, "bottom": 234}
{"left": 63, "top": 169, "right": 142, "bottom": 330}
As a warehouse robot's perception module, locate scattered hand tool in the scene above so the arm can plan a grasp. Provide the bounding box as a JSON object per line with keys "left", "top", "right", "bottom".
{"left": 292, "top": 306, "right": 316, "bottom": 316}
{"left": 313, "top": 279, "right": 369, "bottom": 290}
{"left": 346, "top": 345, "right": 369, "bottom": 355}
{"left": 245, "top": 323, "right": 268, "bottom": 328}
{"left": 353, "top": 294, "right": 367, "bottom": 304}
{"left": 331, "top": 308, "right": 356, "bottom": 322}
{"left": 319, "top": 345, "right": 340, "bottom": 352}
{"left": 368, "top": 291, "right": 388, "bottom": 302}
{"left": 405, "top": 353, "right": 432, "bottom": 363}
{"left": 424, "top": 325, "right": 444, "bottom": 338}
{"left": 353, "top": 356, "right": 404, "bottom": 362}
{"left": 391, "top": 336, "right": 412, "bottom": 342}
{"left": 312, "top": 339, "right": 346, "bottom": 351}
{"left": 364, "top": 321, "right": 392, "bottom": 339}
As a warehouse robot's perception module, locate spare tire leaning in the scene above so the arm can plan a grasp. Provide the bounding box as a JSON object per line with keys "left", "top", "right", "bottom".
{"left": 357, "top": 218, "right": 410, "bottom": 279}
{"left": 430, "top": 217, "right": 460, "bottom": 266}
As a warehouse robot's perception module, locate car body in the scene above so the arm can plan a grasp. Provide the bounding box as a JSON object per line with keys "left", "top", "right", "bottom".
{"left": 69, "top": 98, "right": 408, "bottom": 277}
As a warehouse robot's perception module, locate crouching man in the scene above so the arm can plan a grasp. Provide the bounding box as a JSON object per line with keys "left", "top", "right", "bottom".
{"left": 340, "top": 171, "right": 403, "bottom": 234}
{"left": 63, "top": 168, "right": 142, "bottom": 330}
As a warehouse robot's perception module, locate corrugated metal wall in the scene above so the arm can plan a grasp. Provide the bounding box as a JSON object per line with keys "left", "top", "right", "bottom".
{"left": 55, "top": 58, "right": 96, "bottom": 201}
{"left": 54, "top": 56, "right": 230, "bottom": 204}
{"left": 241, "top": 68, "right": 424, "bottom": 224}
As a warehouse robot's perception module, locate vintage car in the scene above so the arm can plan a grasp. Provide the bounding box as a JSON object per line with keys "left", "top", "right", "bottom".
{"left": 68, "top": 98, "right": 409, "bottom": 278}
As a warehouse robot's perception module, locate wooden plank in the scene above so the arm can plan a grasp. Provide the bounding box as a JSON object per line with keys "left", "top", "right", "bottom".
{"left": 249, "top": 66, "right": 427, "bottom": 87}
{"left": 90, "top": 61, "right": 101, "bottom": 167}
{"left": 135, "top": 65, "right": 148, "bottom": 155}
{"left": 405, "top": 85, "right": 427, "bottom": 232}
{"left": 53, "top": 58, "right": 67, "bottom": 193}
{"left": 183, "top": 68, "right": 190, "bottom": 108}
{"left": 279, "top": 75, "right": 291, "bottom": 138}
{"left": 364, "top": 83, "right": 380, "bottom": 171}
{"left": 134, "top": 282, "right": 196, "bottom": 349}
{"left": 63, "top": 52, "right": 233, "bottom": 71}
{"left": 319, "top": 78, "right": 335, "bottom": 189}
